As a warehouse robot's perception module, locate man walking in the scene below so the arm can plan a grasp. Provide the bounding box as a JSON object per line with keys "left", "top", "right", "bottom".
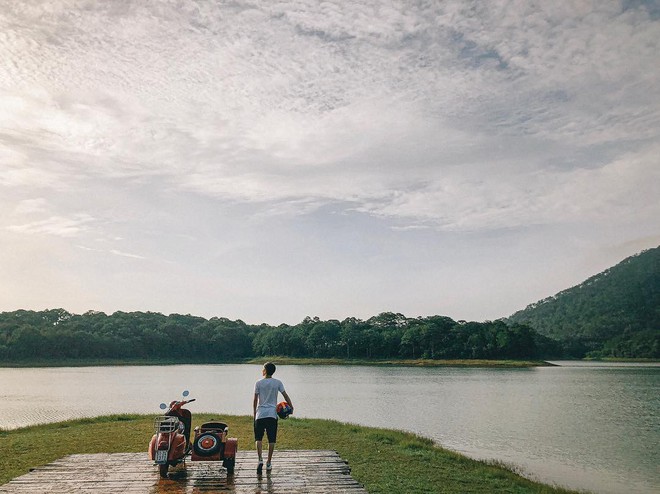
{"left": 253, "top": 361, "right": 293, "bottom": 474}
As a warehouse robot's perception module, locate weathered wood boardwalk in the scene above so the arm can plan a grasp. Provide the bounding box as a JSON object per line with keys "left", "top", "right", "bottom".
{"left": 0, "top": 450, "right": 367, "bottom": 493}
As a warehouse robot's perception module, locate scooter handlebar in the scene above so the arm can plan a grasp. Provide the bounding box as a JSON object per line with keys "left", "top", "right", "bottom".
{"left": 168, "top": 398, "right": 195, "bottom": 410}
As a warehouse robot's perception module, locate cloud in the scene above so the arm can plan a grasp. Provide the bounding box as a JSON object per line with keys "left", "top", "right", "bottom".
{"left": 109, "top": 249, "right": 146, "bottom": 260}
{"left": 14, "top": 198, "right": 48, "bottom": 214}
{"left": 74, "top": 244, "right": 146, "bottom": 261}
{"left": 6, "top": 214, "right": 95, "bottom": 237}
{"left": 2, "top": 0, "right": 656, "bottom": 232}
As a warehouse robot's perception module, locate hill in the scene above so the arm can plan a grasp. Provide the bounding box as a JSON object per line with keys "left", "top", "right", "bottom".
{"left": 507, "top": 246, "right": 659, "bottom": 358}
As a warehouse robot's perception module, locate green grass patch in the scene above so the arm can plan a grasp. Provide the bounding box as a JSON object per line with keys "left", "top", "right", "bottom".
{"left": 585, "top": 357, "right": 659, "bottom": 363}
{"left": 0, "top": 415, "right": 578, "bottom": 493}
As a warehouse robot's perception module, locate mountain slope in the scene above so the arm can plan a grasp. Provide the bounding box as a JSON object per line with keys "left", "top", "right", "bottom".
{"left": 507, "top": 246, "right": 659, "bottom": 357}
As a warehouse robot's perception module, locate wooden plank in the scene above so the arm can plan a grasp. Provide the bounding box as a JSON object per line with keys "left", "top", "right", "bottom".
{"left": 0, "top": 450, "right": 367, "bottom": 493}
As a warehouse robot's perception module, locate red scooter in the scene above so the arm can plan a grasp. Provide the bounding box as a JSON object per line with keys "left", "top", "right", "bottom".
{"left": 148, "top": 390, "right": 195, "bottom": 478}
{"left": 148, "top": 391, "right": 238, "bottom": 478}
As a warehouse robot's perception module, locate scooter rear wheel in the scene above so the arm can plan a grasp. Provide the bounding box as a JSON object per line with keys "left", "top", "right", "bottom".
{"left": 159, "top": 463, "right": 169, "bottom": 478}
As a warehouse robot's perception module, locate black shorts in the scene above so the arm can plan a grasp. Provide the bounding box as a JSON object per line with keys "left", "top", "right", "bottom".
{"left": 254, "top": 417, "right": 278, "bottom": 443}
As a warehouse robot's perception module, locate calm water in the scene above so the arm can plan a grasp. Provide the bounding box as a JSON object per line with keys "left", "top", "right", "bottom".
{"left": 0, "top": 362, "right": 658, "bottom": 494}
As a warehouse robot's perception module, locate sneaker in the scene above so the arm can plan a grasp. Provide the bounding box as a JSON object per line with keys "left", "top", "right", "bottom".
{"left": 256, "top": 461, "right": 263, "bottom": 474}
{"left": 266, "top": 462, "right": 272, "bottom": 472}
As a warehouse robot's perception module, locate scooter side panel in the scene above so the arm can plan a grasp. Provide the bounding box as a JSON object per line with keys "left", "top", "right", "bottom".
{"left": 148, "top": 434, "right": 158, "bottom": 460}
{"left": 168, "top": 433, "right": 187, "bottom": 462}
{"left": 224, "top": 438, "right": 238, "bottom": 458}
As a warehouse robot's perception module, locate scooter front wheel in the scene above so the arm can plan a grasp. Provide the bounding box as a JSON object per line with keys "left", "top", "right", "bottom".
{"left": 159, "top": 463, "right": 169, "bottom": 478}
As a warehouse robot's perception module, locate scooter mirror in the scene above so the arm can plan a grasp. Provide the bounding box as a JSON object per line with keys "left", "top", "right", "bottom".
{"left": 159, "top": 403, "right": 167, "bottom": 410}
{"left": 182, "top": 390, "right": 190, "bottom": 397}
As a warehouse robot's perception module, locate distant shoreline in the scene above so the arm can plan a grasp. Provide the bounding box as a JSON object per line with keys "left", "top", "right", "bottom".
{"left": 4, "top": 356, "right": 657, "bottom": 369}
{"left": 0, "top": 356, "right": 557, "bottom": 368}
{"left": 245, "top": 356, "right": 556, "bottom": 367}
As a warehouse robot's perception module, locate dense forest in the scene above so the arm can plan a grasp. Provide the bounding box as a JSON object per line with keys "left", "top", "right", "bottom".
{"left": 0, "top": 309, "right": 562, "bottom": 363}
{"left": 507, "top": 246, "right": 659, "bottom": 358}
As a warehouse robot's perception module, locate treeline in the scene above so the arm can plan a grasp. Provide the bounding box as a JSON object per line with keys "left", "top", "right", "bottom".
{"left": 0, "top": 309, "right": 564, "bottom": 362}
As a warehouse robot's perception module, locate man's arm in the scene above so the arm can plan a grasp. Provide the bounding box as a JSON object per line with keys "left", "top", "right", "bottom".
{"left": 282, "top": 390, "right": 293, "bottom": 412}
{"left": 253, "top": 393, "right": 258, "bottom": 419}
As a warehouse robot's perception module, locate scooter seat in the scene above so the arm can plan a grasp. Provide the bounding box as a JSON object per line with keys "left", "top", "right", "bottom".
{"left": 199, "top": 421, "right": 228, "bottom": 431}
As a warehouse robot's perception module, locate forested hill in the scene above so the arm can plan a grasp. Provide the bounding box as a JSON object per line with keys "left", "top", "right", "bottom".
{"left": 507, "top": 246, "right": 659, "bottom": 358}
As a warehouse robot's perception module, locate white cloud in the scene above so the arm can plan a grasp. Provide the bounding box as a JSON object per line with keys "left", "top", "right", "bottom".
{"left": 6, "top": 214, "right": 95, "bottom": 238}
{"left": 109, "top": 249, "right": 146, "bottom": 260}
{"left": 14, "top": 198, "right": 48, "bottom": 214}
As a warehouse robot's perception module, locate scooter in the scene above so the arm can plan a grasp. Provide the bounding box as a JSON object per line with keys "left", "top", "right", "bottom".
{"left": 148, "top": 390, "right": 195, "bottom": 478}
{"left": 148, "top": 390, "right": 238, "bottom": 478}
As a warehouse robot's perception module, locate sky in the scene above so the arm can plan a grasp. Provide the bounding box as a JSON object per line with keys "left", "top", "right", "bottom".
{"left": 1, "top": 0, "right": 659, "bottom": 325}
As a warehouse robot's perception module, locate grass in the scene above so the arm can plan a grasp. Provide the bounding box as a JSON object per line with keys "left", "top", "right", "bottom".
{"left": 585, "top": 357, "right": 659, "bottom": 363}
{"left": 0, "top": 414, "right": 579, "bottom": 493}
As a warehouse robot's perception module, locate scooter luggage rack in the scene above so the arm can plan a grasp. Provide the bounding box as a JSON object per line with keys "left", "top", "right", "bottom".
{"left": 154, "top": 415, "right": 180, "bottom": 433}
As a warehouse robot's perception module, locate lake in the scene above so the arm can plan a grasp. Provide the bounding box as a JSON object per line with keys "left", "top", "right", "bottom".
{"left": 0, "top": 361, "right": 658, "bottom": 493}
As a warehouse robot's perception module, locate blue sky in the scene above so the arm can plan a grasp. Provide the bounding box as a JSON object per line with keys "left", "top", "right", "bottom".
{"left": 1, "top": 1, "right": 658, "bottom": 324}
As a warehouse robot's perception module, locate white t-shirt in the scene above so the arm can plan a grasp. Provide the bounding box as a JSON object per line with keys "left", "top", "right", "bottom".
{"left": 254, "top": 377, "right": 285, "bottom": 420}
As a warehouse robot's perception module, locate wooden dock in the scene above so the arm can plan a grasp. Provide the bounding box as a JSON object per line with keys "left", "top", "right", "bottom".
{"left": 0, "top": 450, "right": 367, "bottom": 493}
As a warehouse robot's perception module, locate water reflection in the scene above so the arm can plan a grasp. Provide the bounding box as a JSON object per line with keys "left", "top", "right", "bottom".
{"left": 149, "top": 463, "right": 236, "bottom": 493}
{"left": 255, "top": 474, "right": 275, "bottom": 494}
{"left": 146, "top": 462, "right": 294, "bottom": 494}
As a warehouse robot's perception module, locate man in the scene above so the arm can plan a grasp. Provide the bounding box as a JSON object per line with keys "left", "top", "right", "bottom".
{"left": 253, "top": 361, "right": 293, "bottom": 474}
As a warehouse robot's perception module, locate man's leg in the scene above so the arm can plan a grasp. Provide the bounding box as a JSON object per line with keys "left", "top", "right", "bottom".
{"left": 265, "top": 418, "right": 278, "bottom": 471}
{"left": 255, "top": 440, "right": 264, "bottom": 474}
{"left": 267, "top": 442, "right": 275, "bottom": 463}
{"left": 254, "top": 419, "right": 265, "bottom": 474}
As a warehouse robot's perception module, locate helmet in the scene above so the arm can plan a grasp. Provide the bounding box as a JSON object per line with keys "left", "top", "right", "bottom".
{"left": 276, "top": 401, "right": 293, "bottom": 419}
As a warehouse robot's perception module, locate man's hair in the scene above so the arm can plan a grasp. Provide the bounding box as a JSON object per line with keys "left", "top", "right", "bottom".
{"left": 264, "top": 362, "right": 276, "bottom": 376}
